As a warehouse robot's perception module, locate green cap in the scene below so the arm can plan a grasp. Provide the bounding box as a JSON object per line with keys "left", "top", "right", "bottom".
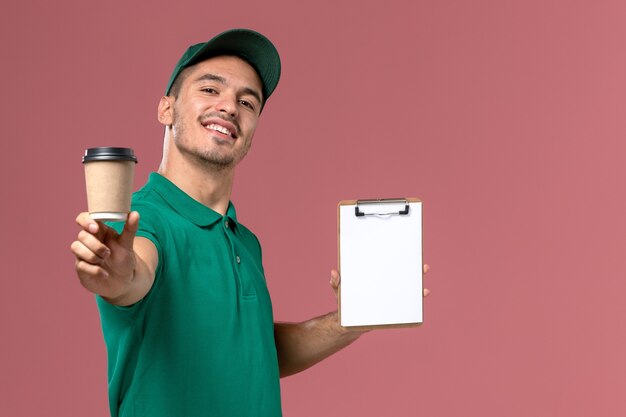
{"left": 165, "top": 28, "right": 281, "bottom": 104}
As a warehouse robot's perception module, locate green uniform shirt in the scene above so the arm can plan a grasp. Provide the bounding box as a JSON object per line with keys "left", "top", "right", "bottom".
{"left": 98, "top": 172, "right": 282, "bottom": 417}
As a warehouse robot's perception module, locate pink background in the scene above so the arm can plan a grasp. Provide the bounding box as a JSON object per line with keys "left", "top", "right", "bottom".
{"left": 2, "top": 1, "right": 625, "bottom": 416}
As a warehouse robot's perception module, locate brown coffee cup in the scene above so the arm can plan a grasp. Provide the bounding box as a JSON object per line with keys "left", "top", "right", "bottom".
{"left": 82, "top": 147, "right": 138, "bottom": 221}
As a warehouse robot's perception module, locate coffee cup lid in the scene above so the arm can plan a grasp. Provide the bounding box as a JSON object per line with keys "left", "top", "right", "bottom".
{"left": 83, "top": 147, "right": 138, "bottom": 163}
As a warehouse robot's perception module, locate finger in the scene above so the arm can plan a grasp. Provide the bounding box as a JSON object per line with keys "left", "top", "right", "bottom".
{"left": 75, "top": 259, "right": 109, "bottom": 281}
{"left": 70, "top": 240, "right": 108, "bottom": 265}
{"left": 118, "top": 211, "right": 140, "bottom": 250}
{"left": 76, "top": 212, "right": 99, "bottom": 234}
{"left": 422, "top": 265, "right": 430, "bottom": 297}
{"left": 76, "top": 229, "right": 111, "bottom": 259}
{"left": 75, "top": 260, "right": 111, "bottom": 296}
{"left": 330, "top": 269, "right": 340, "bottom": 297}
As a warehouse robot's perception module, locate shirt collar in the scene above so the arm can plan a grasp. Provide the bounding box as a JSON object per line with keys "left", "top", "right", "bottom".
{"left": 147, "top": 172, "right": 238, "bottom": 227}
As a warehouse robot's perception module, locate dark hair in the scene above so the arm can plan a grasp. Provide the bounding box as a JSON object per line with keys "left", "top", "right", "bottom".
{"left": 167, "top": 67, "right": 191, "bottom": 98}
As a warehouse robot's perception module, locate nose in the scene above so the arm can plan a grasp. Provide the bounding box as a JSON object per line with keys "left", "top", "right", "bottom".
{"left": 216, "top": 92, "right": 238, "bottom": 118}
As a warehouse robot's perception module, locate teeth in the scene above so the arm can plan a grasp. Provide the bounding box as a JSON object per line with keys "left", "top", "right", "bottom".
{"left": 206, "top": 123, "right": 232, "bottom": 137}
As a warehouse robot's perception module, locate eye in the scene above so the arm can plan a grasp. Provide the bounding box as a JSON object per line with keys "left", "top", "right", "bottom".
{"left": 239, "top": 100, "right": 256, "bottom": 111}
{"left": 202, "top": 87, "right": 218, "bottom": 94}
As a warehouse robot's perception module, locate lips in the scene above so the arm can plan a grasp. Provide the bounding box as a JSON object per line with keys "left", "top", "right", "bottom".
{"left": 201, "top": 118, "right": 238, "bottom": 139}
{"left": 206, "top": 123, "right": 233, "bottom": 137}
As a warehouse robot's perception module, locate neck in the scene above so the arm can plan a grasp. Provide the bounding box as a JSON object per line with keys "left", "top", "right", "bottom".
{"left": 158, "top": 137, "right": 235, "bottom": 216}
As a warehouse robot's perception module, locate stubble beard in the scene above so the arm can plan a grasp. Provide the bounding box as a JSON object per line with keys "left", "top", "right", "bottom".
{"left": 171, "top": 112, "right": 252, "bottom": 172}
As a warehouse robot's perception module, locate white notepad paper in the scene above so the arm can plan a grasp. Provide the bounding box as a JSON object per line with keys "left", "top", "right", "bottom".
{"left": 339, "top": 200, "right": 423, "bottom": 328}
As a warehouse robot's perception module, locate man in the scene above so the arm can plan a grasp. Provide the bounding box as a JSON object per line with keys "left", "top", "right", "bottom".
{"left": 71, "top": 29, "right": 428, "bottom": 417}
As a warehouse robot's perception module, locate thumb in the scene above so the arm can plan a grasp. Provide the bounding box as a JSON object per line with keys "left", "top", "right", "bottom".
{"left": 118, "top": 211, "right": 140, "bottom": 250}
{"left": 330, "top": 269, "right": 340, "bottom": 298}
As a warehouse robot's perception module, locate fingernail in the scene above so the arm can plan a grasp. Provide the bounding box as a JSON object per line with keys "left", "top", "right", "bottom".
{"left": 88, "top": 223, "right": 98, "bottom": 233}
{"left": 103, "top": 249, "right": 111, "bottom": 258}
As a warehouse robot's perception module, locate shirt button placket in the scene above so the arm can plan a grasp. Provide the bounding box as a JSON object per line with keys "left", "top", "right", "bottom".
{"left": 223, "top": 218, "right": 242, "bottom": 295}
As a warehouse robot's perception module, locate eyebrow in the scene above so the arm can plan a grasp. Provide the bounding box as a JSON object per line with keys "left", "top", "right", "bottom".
{"left": 195, "top": 73, "right": 263, "bottom": 106}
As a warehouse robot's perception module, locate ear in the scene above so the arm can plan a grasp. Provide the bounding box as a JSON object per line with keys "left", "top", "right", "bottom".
{"left": 158, "top": 96, "right": 174, "bottom": 126}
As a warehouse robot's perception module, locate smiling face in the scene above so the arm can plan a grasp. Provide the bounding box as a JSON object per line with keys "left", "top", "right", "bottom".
{"left": 159, "top": 55, "right": 264, "bottom": 170}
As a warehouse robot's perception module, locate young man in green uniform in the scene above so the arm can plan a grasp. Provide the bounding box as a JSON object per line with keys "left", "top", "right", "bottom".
{"left": 71, "top": 29, "right": 428, "bottom": 417}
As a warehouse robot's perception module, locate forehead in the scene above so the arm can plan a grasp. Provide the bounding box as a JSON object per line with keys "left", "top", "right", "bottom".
{"left": 183, "top": 55, "right": 263, "bottom": 92}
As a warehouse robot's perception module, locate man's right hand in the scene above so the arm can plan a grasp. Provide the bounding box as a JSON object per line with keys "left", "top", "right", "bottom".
{"left": 70, "top": 211, "right": 142, "bottom": 304}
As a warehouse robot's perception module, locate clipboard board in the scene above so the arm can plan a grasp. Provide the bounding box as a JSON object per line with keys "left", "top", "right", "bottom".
{"left": 338, "top": 198, "right": 423, "bottom": 330}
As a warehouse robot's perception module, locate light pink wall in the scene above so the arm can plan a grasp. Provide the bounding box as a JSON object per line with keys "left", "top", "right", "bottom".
{"left": 2, "top": 1, "right": 625, "bottom": 416}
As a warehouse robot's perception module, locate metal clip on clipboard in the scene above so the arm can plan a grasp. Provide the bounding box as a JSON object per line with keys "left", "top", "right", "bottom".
{"left": 354, "top": 198, "right": 410, "bottom": 217}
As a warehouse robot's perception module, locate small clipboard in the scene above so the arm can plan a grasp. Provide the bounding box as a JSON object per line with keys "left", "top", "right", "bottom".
{"left": 338, "top": 198, "right": 423, "bottom": 330}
